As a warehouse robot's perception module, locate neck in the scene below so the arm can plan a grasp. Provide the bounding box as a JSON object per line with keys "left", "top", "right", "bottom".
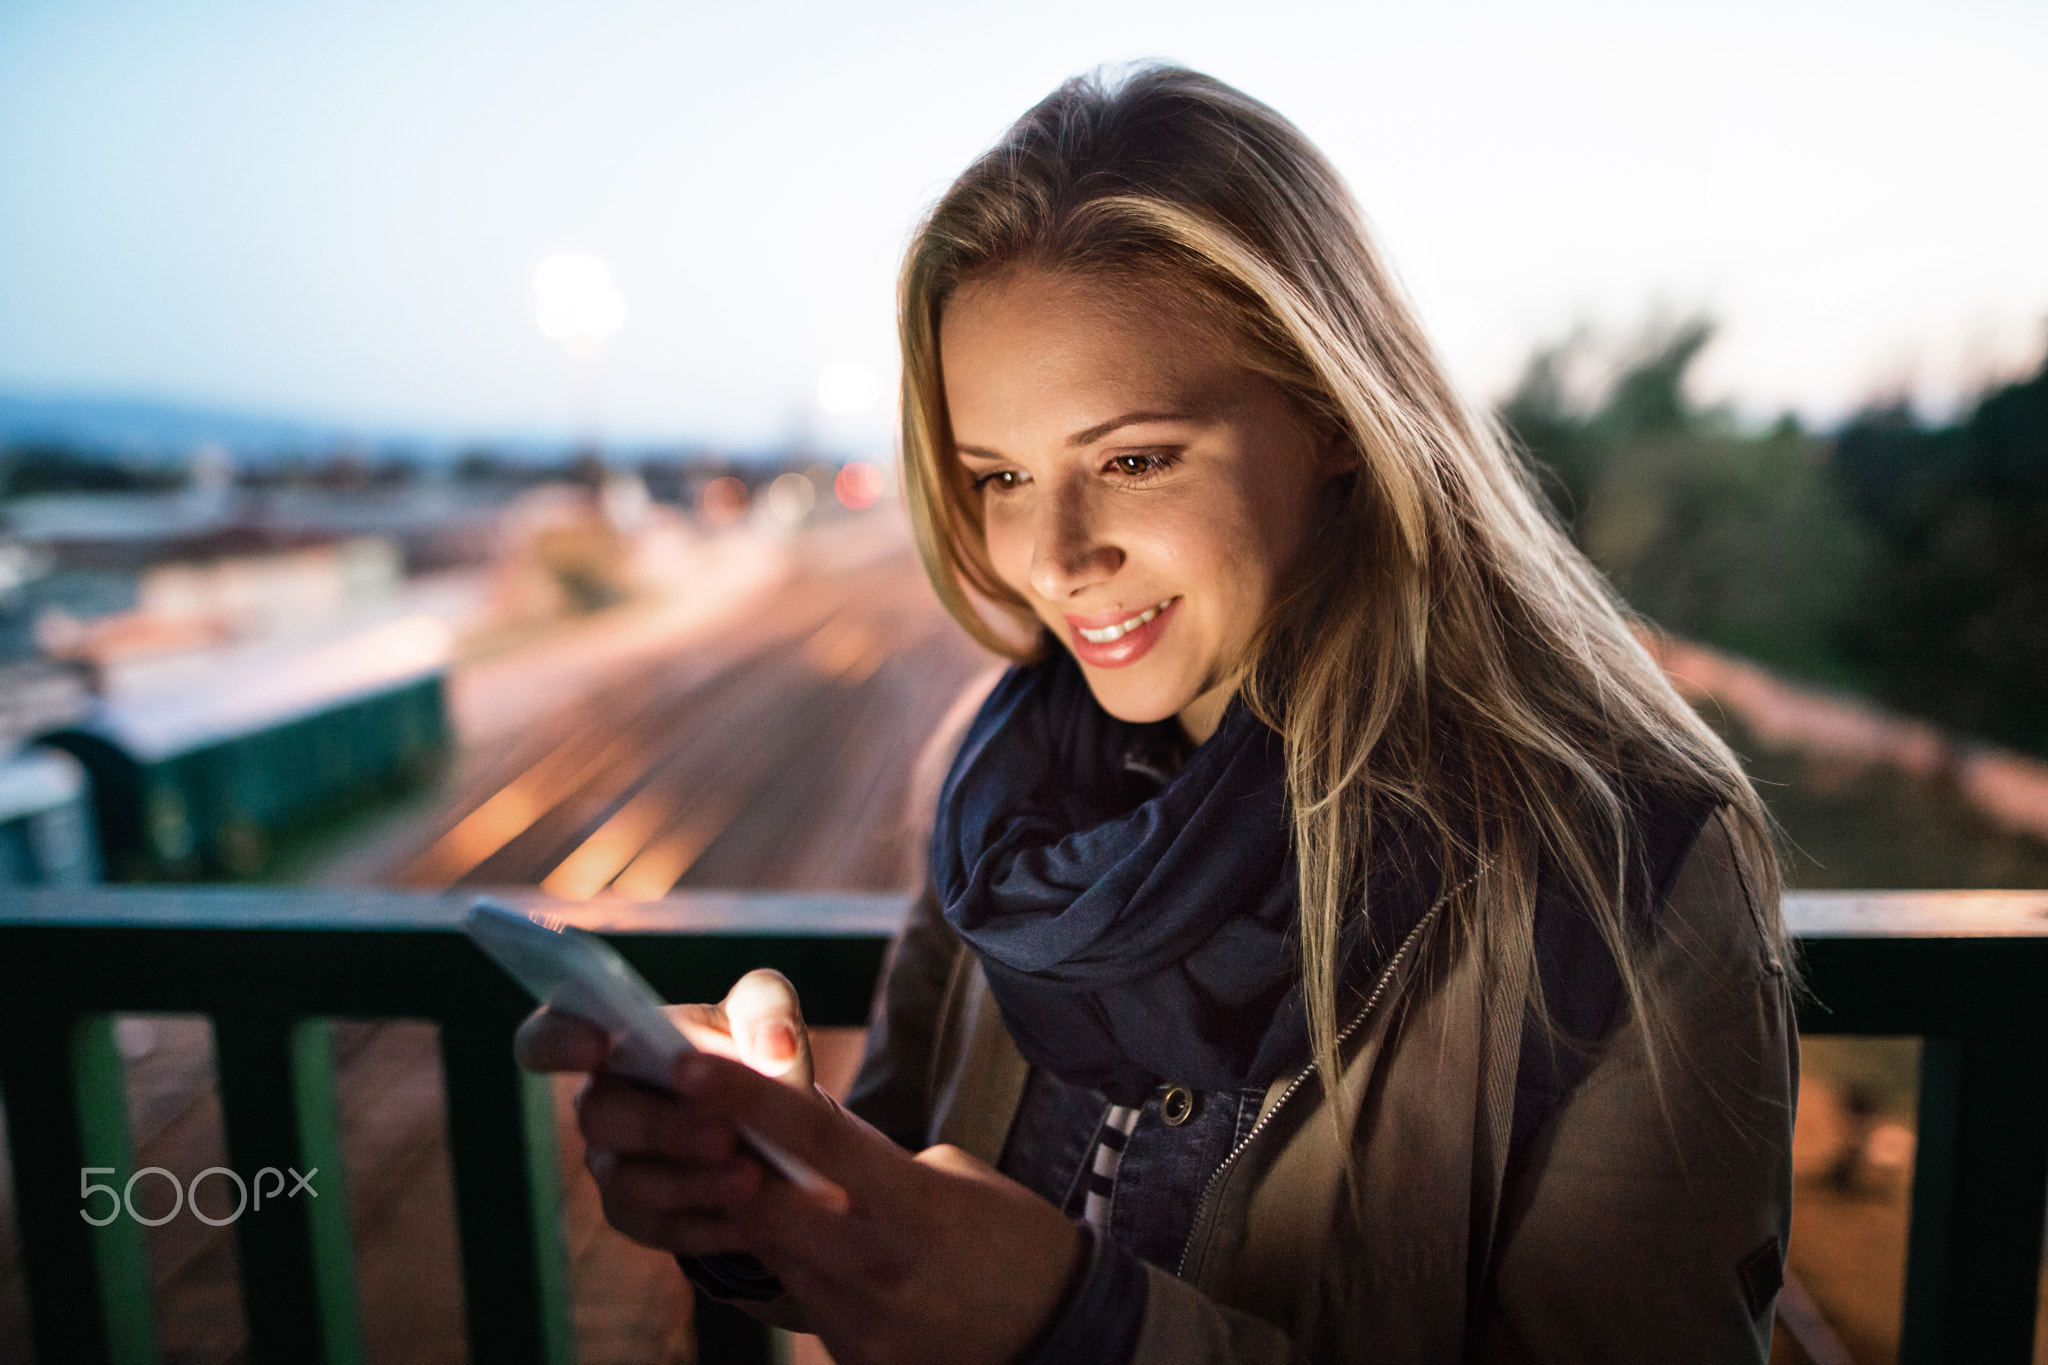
{"left": 1176, "top": 682, "right": 1234, "bottom": 744}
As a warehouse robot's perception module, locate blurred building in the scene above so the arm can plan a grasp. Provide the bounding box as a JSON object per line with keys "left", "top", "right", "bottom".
{"left": 0, "top": 658, "right": 97, "bottom": 885}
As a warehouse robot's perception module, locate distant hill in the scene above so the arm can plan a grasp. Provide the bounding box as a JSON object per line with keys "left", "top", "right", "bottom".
{"left": 0, "top": 390, "right": 381, "bottom": 460}
{"left": 0, "top": 389, "right": 820, "bottom": 472}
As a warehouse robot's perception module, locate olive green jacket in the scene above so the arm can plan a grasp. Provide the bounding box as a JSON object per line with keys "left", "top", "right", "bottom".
{"left": 845, "top": 809, "right": 1797, "bottom": 1364}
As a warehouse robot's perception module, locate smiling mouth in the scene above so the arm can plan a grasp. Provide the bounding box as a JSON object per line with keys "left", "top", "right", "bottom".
{"left": 1074, "top": 600, "right": 1176, "bottom": 644}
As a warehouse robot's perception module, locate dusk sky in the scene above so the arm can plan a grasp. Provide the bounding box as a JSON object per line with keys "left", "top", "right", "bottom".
{"left": 1, "top": 0, "right": 2043, "bottom": 452}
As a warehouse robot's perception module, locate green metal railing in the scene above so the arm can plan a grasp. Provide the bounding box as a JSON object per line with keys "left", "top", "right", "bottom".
{"left": 0, "top": 887, "right": 900, "bottom": 1365}
{"left": 1789, "top": 892, "right": 2048, "bottom": 1362}
{"left": 2, "top": 887, "right": 2045, "bottom": 1364}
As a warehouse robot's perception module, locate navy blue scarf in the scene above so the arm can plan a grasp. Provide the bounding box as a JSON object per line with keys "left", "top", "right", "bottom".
{"left": 931, "top": 655, "right": 1319, "bottom": 1104}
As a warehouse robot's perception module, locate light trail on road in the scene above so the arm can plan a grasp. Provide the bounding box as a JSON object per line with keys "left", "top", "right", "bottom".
{"left": 389, "top": 539, "right": 995, "bottom": 896}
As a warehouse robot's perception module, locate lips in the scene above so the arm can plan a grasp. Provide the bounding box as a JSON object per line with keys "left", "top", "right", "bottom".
{"left": 1063, "top": 598, "right": 1179, "bottom": 669}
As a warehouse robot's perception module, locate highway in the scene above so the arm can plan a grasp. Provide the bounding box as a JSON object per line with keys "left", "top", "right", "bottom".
{"left": 389, "top": 530, "right": 994, "bottom": 897}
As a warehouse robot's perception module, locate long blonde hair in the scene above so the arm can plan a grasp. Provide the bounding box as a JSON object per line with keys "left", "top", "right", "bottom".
{"left": 899, "top": 65, "right": 1783, "bottom": 1094}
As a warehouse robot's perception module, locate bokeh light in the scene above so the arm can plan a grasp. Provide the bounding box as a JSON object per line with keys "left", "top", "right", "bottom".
{"left": 765, "top": 471, "right": 816, "bottom": 523}
{"left": 534, "top": 252, "right": 627, "bottom": 344}
{"left": 835, "top": 461, "right": 883, "bottom": 510}
{"left": 697, "top": 475, "right": 749, "bottom": 526}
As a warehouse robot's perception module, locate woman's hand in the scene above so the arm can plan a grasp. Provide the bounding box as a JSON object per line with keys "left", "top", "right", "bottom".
{"left": 516, "top": 968, "right": 824, "bottom": 1330}
{"left": 649, "top": 1050, "right": 1085, "bottom": 1365}
{"left": 513, "top": 968, "right": 825, "bottom": 1236}
{"left": 517, "top": 969, "right": 1084, "bottom": 1363}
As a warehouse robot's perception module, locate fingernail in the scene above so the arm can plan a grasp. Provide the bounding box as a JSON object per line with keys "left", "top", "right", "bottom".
{"left": 757, "top": 1022, "right": 798, "bottom": 1061}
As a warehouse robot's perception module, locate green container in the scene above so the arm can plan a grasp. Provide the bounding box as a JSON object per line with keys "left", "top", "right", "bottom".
{"left": 43, "top": 671, "right": 448, "bottom": 880}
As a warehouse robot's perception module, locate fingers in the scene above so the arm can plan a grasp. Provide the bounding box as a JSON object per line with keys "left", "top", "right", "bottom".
{"left": 721, "top": 969, "right": 813, "bottom": 1088}
{"left": 577, "top": 1073, "right": 740, "bottom": 1163}
{"left": 671, "top": 1051, "right": 885, "bottom": 1192}
{"left": 514, "top": 1007, "right": 608, "bottom": 1073}
{"left": 585, "top": 1152, "right": 769, "bottom": 1256}
{"left": 588, "top": 1150, "right": 762, "bottom": 1217}
{"left": 515, "top": 970, "right": 809, "bottom": 1087}
{"left": 668, "top": 1002, "right": 745, "bottom": 1060}
{"left": 582, "top": 1134, "right": 843, "bottom": 1260}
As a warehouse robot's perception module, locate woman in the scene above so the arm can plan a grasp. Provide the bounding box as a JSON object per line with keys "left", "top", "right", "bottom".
{"left": 519, "top": 66, "right": 1796, "bottom": 1364}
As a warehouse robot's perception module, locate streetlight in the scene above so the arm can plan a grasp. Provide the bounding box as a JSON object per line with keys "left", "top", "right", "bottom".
{"left": 534, "top": 252, "right": 626, "bottom": 453}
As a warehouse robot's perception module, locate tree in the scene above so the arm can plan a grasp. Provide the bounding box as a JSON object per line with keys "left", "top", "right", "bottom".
{"left": 1835, "top": 357, "right": 2048, "bottom": 752}
{"left": 1503, "top": 322, "right": 1871, "bottom": 689}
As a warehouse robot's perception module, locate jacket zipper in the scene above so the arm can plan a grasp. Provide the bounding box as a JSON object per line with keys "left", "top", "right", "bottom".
{"left": 1175, "top": 895, "right": 1449, "bottom": 1280}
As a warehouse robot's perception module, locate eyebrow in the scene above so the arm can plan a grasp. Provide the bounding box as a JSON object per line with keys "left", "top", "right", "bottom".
{"left": 955, "top": 409, "right": 1201, "bottom": 461}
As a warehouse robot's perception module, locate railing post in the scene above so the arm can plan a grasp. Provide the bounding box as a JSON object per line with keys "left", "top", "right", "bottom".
{"left": 439, "top": 1012, "right": 576, "bottom": 1365}
{"left": 212, "top": 1012, "right": 365, "bottom": 1365}
{"left": 288, "top": 1018, "right": 367, "bottom": 1360}
{"left": 0, "top": 1010, "right": 158, "bottom": 1365}
{"left": 1900, "top": 1033, "right": 2048, "bottom": 1364}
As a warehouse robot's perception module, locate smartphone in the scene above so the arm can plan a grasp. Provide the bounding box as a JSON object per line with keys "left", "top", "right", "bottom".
{"left": 465, "top": 898, "right": 834, "bottom": 1199}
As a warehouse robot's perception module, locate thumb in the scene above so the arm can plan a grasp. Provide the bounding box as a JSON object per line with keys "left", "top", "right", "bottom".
{"left": 721, "top": 968, "right": 813, "bottom": 1089}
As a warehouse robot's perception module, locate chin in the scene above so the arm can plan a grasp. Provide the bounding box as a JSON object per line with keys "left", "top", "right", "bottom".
{"left": 1072, "top": 664, "right": 1197, "bottom": 727}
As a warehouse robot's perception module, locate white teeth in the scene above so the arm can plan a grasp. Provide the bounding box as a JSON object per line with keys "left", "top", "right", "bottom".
{"left": 1077, "top": 600, "right": 1175, "bottom": 644}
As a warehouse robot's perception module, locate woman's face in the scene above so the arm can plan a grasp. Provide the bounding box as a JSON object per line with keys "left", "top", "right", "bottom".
{"left": 941, "top": 268, "right": 1330, "bottom": 742}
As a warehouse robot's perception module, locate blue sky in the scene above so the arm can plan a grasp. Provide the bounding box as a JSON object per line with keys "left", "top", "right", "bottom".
{"left": 1, "top": 0, "right": 2043, "bottom": 450}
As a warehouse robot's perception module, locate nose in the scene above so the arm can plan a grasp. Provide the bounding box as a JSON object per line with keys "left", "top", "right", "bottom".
{"left": 1028, "top": 472, "right": 1123, "bottom": 602}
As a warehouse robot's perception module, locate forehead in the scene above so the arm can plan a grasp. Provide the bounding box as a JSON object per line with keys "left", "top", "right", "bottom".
{"left": 939, "top": 269, "right": 1242, "bottom": 441}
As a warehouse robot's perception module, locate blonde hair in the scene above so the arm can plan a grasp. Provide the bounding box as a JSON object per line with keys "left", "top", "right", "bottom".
{"left": 899, "top": 65, "right": 1783, "bottom": 1097}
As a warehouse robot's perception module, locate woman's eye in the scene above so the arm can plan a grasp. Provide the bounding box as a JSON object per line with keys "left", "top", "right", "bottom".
{"left": 1107, "top": 452, "right": 1175, "bottom": 478}
{"left": 973, "top": 469, "right": 1024, "bottom": 493}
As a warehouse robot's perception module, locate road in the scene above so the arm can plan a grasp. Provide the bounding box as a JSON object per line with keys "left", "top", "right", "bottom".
{"left": 387, "top": 520, "right": 996, "bottom": 896}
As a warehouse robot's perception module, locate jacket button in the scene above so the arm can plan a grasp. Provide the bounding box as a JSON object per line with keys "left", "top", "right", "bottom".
{"left": 1161, "top": 1085, "right": 1195, "bottom": 1126}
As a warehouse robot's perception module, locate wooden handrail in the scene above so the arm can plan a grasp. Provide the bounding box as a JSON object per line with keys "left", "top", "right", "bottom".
{"left": 2, "top": 887, "right": 2044, "bottom": 1364}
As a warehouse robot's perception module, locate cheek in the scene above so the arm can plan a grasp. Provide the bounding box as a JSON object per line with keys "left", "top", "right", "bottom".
{"left": 1217, "top": 466, "right": 1319, "bottom": 612}
{"left": 981, "top": 508, "right": 1035, "bottom": 597}
{"left": 1152, "top": 505, "right": 1274, "bottom": 620}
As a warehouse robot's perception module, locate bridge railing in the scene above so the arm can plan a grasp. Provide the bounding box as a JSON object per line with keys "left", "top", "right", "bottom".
{"left": 1788, "top": 891, "right": 2048, "bottom": 1363}
{"left": 2, "top": 887, "right": 2044, "bottom": 1365}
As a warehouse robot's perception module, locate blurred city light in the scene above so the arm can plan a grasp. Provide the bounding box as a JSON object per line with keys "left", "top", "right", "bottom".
{"left": 599, "top": 470, "right": 651, "bottom": 532}
{"left": 835, "top": 461, "right": 883, "bottom": 510}
{"left": 534, "top": 253, "right": 627, "bottom": 345}
{"left": 764, "top": 472, "right": 816, "bottom": 523}
{"left": 697, "top": 476, "right": 749, "bottom": 527}
{"left": 817, "top": 361, "right": 880, "bottom": 416}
